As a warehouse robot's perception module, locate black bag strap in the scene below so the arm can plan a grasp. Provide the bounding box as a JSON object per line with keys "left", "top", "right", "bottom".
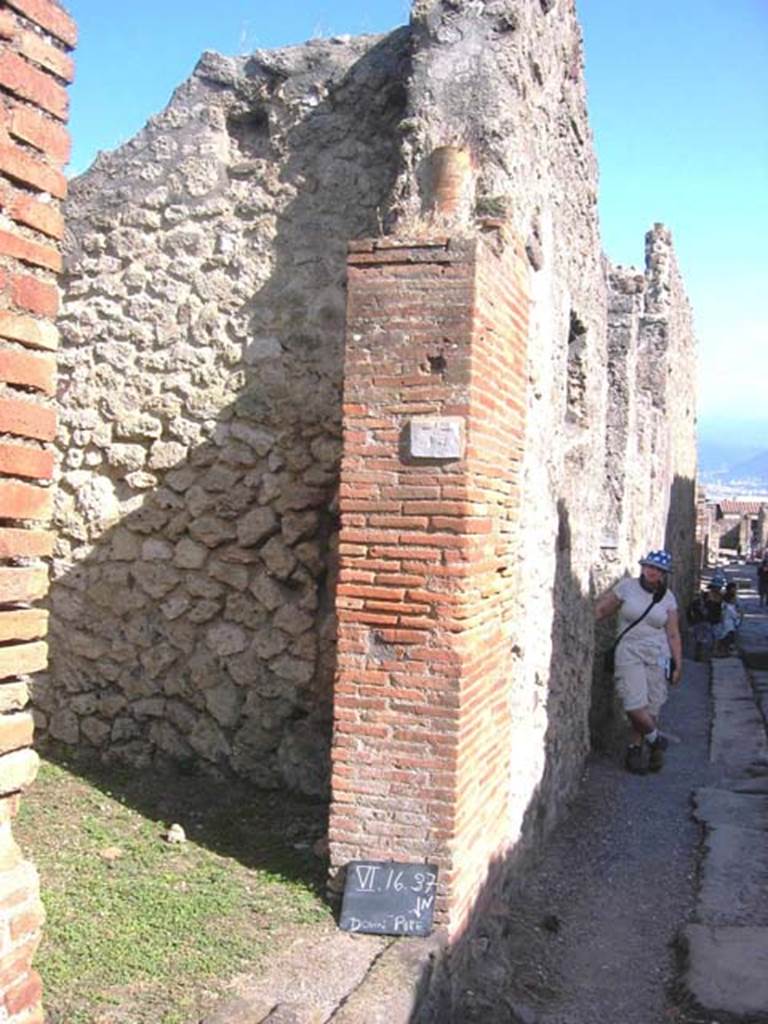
{"left": 610, "top": 591, "right": 662, "bottom": 654}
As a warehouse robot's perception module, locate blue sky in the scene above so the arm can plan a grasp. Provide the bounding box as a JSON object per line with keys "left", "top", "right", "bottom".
{"left": 64, "top": 0, "right": 767, "bottom": 429}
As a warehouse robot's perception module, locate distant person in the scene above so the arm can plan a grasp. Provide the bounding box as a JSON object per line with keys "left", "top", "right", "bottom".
{"left": 724, "top": 581, "right": 743, "bottom": 623}
{"left": 687, "top": 580, "right": 724, "bottom": 661}
{"left": 711, "top": 570, "right": 727, "bottom": 590}
{"left": 758, "top": 556, "right": 768, "bottom": 608}
{"left": 595, "top": 549, "right": 683, "bottom": 774}
{"left": 714, "top": 583, "right": 742, "bottom": 656}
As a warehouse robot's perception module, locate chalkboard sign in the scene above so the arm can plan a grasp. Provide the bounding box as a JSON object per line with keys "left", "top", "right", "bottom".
{"left": 339, "top": 860, "right": 439, "bottom": 937}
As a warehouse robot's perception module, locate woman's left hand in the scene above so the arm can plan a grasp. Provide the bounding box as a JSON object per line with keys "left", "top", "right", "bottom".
{"left": 671, "top": 664, "right": 683, "bottom": 686}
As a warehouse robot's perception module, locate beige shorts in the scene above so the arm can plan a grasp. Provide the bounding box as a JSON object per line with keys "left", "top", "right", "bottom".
{"left": 615, "top": 661, "right": 668, "bottom": 716}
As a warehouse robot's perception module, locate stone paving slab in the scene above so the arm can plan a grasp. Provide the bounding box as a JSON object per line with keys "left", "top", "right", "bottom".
{"left": 329, "top": 934, "right": 443, "bottom": 1024}
{"left": 711, "top": 658, "right": 752, "bottom": 700}
{"left": 683, "top": 924, "right": 768, "bottom": 1018}
{"left": 261, "top": 1005, "right": 305, "bottom": 1024}
{"left": 693, "top": 787, "right": 768, "bottom": 831}
{"left": 698, "top": 824, "right": 768, "bottom": 926}
{"left": 201, "top": 927, "right": 388, "bottom": 1024}
{"left": 732, "top": 773, "right": 768, "bottom": 794}
{"left": 710, "top": 701, "right": 768, "bottom": 775}
{"left": 681, "top": 585, "right": 768, "bottom": 1020}
{"left": 712, "top": 701, "right": 767, "bottom": 728}
{"left": 710, "top": 648, "right": 768, "bottom": 779}
{"left": 742, "top": 651, "right": 768, "bottom": 670}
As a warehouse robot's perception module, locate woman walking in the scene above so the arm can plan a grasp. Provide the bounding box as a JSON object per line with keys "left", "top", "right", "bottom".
{"left": 595, "top": 550, "right": 683, "bottom": 774}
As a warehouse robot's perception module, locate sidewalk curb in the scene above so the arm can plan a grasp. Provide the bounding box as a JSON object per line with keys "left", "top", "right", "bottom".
{"left": 327, "top": 933, "right": 445, "bottom": 1024}
{"left": 681, "top": 592, "right": 768, "bottom": 1021}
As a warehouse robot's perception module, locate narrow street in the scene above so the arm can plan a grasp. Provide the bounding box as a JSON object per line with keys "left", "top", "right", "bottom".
{"left": 456, "top": 564, "right": 768, "bottom": 1024}
{"left": 202, "top": 567, "right": 768, "bottom": 1024}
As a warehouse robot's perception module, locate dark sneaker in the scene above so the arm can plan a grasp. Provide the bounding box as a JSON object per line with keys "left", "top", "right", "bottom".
{"left": 625, "top": 745, "right": 645, "bottom": 774}
{"left": 648, "top": 735, "right": 668, "bottom": 772}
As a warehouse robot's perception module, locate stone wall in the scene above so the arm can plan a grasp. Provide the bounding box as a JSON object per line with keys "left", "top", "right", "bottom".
{"left": 381, "top": 0, "right": 612, "bottom": 845}
{"left": 590, "top": 225, "right": 698, "bottom": 741}
{"left": 41, "top": 0, "right": 697, "bottom": 864}
{"left": 40, "top": 30, "right": 412, "bottom": 793}
{"left": 0, "top": 0, "right": 76, "bottom": 1017}
{"left": 601, "top": 225, "right": 697, "bottom": 590}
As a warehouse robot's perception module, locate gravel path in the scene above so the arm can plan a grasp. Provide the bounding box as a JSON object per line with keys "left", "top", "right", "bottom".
{"left": 457, "top": 656, "right": 713, "bottom": 1024}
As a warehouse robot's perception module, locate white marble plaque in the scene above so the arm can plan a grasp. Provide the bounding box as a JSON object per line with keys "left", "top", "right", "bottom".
{"left": 409, "top": 416, "right": 465, "bottom": 459}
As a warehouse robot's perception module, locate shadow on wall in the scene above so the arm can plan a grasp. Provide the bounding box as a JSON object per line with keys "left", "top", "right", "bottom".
{"left": 38, "top": 31, "right": 411, "bottom": 832}
{"left": 411, "top": 499, "right": 596, "bottom": 1020}
{"left": 663, "top": 473, "right": 699, "bottom": 611}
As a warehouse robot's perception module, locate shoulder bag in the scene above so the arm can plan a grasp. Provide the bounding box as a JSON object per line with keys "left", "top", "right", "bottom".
{"left": 602, "top": 590, "right": 662, "bottom": 673}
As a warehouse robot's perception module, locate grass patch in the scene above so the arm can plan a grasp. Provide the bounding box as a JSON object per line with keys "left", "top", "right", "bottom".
{"left": 15, "top": 756, "right": 331, "bottom": 1023}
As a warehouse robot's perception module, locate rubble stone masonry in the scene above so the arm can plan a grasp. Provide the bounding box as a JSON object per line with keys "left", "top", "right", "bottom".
{"left": 0, "top": 0, "right": 75, "bottom": 1018}
{"left": 41, "top": 0, "right": 697, "bottom": 936}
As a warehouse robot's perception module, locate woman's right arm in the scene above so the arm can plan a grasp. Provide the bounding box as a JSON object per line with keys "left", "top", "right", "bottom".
{"left": 595, "top": 590, "right": 621, "bottom": 622}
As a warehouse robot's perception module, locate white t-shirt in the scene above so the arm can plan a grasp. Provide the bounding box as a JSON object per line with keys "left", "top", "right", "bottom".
{"left": 612, "top": 576, "right": 677, "bottom": 666}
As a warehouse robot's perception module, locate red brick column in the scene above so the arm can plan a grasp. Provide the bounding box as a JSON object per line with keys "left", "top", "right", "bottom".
{"left": 329, "top": 227, "right": 529, "bottom": 936}
{"left": 0, "top": 1, "right": 75, "bottom": 1019}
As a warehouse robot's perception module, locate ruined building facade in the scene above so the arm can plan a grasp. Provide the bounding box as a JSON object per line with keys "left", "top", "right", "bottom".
{"left": 0, "top": 1, "right": 76, "bottom": 1018}
{"left": 31, "top": 0, "right": 697, "bottom": 933}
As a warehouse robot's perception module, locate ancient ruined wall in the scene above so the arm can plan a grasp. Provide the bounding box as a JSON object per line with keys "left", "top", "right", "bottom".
{"left": 602, "top": 226, "right": 698, "bottom": 596}
{"left": 645, "top": 225, "right": 698, "bottom": 597}
{"left": 42, "top": 0, "right": 697, "bottom": 856}
{"left": 592, "top": 227, "right": 697, "bottom": 740}
{"left": 0, "top": 0, "right": 76, "bottom": 1017}
{"left": 40, "top": 32, "right": 410, "bottom": 793}
{"left": 384, "top": 0, "right": 610, "bottom": 840}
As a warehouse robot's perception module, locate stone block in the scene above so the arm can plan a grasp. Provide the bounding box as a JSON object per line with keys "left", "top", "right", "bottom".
{"left": 0, "top": 218, "right": 62, "bottom": 273}
{"left": 0, "top": 398, "right": 56, "bottom": 442}
{"left": 683, "top": 924, "right": 768, "bottom": 1017}
{"left": 699, "top": 823, "right": 768, "bottom": 926}
{"left": 0, "top": 348, "right": 55, "bottom": 394}
{"left": 0, "top": 644, "right": 47, "bottom": 682}
{"left": 693, "top": 787, "right": 768, "bottom": 832}
{"left": 0, "top": 683, "right": 29, "bottom": 714}
{"left": 0, "top": 567, "right": 48, "bottom": 603}
{"left": 9, "top": 272, "right": 59, "bottom": 318}
{"left": 0, "top": 610, "right": 48, "bottom": 644}
{"left": 0, "top": 480, "right": 53, "bottom": 521}
{"left": 0, "top": 311, "right": 59, "bottom": 351}
{"left": 0, "top": 748, "right": 38, "bottom": 795}
{"left": 6, "top": 99, "right": 70, "bottom": 163}
{"left": 237, "top": 506, "right": 278, "bottom": 547}
{"left": 188, "top": 515, "right": 237, "bottom": 548}
{"left": 0, "top": 444, "right": 55, "bottom": 480}
{"left": 5, "top": 0, "right": 78, "bottom": 47}
{"left": 0, "top": 137, "right": 66, "bottom": 197}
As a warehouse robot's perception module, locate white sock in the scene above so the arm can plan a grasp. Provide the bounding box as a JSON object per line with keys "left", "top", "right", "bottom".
{"left": 646, "top": 729, "right": 659, "bottom": 745}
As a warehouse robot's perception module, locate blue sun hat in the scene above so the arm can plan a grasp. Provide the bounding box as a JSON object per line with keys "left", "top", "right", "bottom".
{"left": 639, "top": 549, "right": 673, "bottom": 573}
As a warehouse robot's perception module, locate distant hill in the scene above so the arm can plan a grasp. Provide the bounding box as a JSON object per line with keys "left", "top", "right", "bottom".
{"left": 729, "top": 448, "right": 768, "bottom": 481}
{"left": 697, "top": 440, "right": 763, "bottom": 473}
{"left": 698, "top": 420, "right": 765, "bottom": 471}
{"left": 698, "top": 423, "right": 768, "bottom": 494}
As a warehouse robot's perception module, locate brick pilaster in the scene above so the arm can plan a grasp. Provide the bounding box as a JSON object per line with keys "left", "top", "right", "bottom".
{"left": 0, "top": 1, "right": 75, "bottom": 1019}
{"left": 329, "top": 226, "right": 529, "bottom": 936}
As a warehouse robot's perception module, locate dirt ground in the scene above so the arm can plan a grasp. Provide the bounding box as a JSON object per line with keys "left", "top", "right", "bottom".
{"left": 454, "top": 656, "right": 712, "bottom": 1024}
